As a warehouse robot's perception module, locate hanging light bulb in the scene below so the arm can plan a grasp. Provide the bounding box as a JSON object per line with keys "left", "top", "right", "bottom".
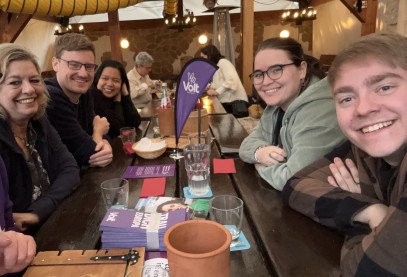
{"left": 120, "top": 39, "right": 129, "bottom": 49}
{"left": 198, "top": 34, "right": 208, "bottom": 44}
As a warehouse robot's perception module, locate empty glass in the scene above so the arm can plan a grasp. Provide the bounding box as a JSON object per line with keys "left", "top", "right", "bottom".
{"left": 210, "top": 195, "right": 244, "bottom": 240}
{"left": 100, "top": 178, "right": 129, "bottom": 209}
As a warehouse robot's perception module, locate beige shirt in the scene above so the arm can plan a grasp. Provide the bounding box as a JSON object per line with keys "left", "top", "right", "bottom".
{"left": 211, "top": 59, "right": 248, "bottom": 103}
{"left": 127, "top": 67, "right": 155, "bottom": 108}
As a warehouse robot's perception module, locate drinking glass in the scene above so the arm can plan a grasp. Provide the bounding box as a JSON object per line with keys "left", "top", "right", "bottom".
{"left": 210, "top": 195, "right": 244, "bottom": 240}
{"left": 188, "top": 130, "right": 211, "bottom": 146}
{"left": 151, "top": 116, "right": 160, "bottom": 138}
{"left": 120, "top": 127, "right": 136, "bottom": 144}
{"left": 100, "top": 178, "right": 129, "bottom": 209}
{"left": 183, "top": 144, "right": 211, "bottom": 195}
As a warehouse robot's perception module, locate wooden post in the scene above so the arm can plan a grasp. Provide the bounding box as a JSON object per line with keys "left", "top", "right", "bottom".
{"left": 361, "top": 0, "right": 377, "bottom": 35}
{"left": 108, "top": 10, "right": 123, "bottom": 63}
{"left": 397, "top": 0, "right": 407, "bottom": 36}
{"left": 240, "top": 0, "right": 254, "bottom": 96}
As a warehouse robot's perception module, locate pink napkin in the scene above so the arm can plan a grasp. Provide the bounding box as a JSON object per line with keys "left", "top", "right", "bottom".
{"left": 123, "top": 142, "right": 134, "bottom": 154}
{"left": 213, "top": 158, "right": 236, "bottom": 174}
{"left": 139, "top": 178, "right": 166, "bottom": 198}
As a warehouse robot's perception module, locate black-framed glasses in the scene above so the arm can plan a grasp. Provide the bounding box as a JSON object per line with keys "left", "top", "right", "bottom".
{"left": 59, "top": 58, "right": 98, "bottom": 72}
{"left": 249, "top": 63, "right": 295, "bottom": 85}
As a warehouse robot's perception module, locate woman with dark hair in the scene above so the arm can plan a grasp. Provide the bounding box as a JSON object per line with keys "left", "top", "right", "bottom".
{"left": 239, "top": 37, "right": 346, "bottom": 191}
{"left": 156, "top": 198, "right": 210, "bottom": 219}
{"left": 200, "top": 45, "right": 249, "bottom": 117}
{"left": 91, "top": 60, "right": 141, "bottom": 138}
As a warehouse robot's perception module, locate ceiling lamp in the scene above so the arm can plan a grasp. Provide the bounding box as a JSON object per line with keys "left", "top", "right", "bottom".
{"left": 164, "top": 0, "right": 196, "bottom": 32}
{"left": 54, "top": 16, "right": 84, "bottom": 36}
{"left": 281, "top": 7, "right": 316, "bottom": 25}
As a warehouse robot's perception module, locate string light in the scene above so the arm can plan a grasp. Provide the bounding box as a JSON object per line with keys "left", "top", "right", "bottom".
{"left": 281, "top": 7, "right": 317, "bottom": 25}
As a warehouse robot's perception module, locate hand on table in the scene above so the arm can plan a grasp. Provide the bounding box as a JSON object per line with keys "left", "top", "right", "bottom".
{"left": 327, "top": 157, "right": 361, "bottom": 193}
{"left": 89, "top": 139, "right": 113, "bottom": 167}
{"left": 256, "top": 146, "right": 286, "bottom": 167}
{"left": 207, "top": 89, "right": 218, "bottom": 96}
{"left": 12, "top": 213, "right": 39, "bottom": 232}
{"left": 0, "top": 230, "right": 36, "bottom": 275}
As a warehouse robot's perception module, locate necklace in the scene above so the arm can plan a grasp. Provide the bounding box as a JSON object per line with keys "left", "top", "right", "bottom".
{"left": 14, "top": 134, "right": 29, "bottom": 147}
{"left": 14, "top": 134, "right": 27, "bottom": 142}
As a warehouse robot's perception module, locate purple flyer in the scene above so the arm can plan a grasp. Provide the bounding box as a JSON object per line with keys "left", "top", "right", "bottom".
{"left": 122, "top": 164, "right": 175, "bottom": 179}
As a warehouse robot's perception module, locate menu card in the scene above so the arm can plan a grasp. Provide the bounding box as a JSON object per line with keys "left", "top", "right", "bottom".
{"left": 213, "top": 158, "right": 236, "bottom": 174}
{"left": 122, "top": 164, "right": 175, "bottom": 179}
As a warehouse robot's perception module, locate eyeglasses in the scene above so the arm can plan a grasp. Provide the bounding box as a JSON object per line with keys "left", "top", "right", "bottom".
{"left": 59, "top": 58, "right": 98, "bottom": 72}
{"left": 249, "top": 63, "right": 295, "bottom": 85}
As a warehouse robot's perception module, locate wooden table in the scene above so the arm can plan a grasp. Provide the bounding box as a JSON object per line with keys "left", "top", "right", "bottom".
{"left": 209, "top": 113, "right": 248, "bottom": 155}
{"left": 178, "top": 141, "right": 272, "bottom": 276}
{"left": 34, "top": 114, "right": 343, "bottom": 276}
{"left": 35, "top": 138, "right": 135, "bottom": 251}
{"left": 139, "top": 95, "right": 227, "bottom": 120}
{"left": 200, "top": 95, "right": 227, "bottom": 115}
{"left": 231, "top": 159, "right": 343, "bottom": 276}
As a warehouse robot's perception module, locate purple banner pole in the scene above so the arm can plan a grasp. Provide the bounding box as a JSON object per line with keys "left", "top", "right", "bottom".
{"left": 174, "top": 58, "right": 218, "bottom": 145}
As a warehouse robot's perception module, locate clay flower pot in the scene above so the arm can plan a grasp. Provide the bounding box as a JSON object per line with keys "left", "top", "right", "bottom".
{"left": 164, "top": 220, "right": 232, "bottom": 277}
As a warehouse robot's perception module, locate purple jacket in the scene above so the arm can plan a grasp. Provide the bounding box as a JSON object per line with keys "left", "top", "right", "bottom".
{"left": 0, "top": 157, "right": 16, "bottom": 231}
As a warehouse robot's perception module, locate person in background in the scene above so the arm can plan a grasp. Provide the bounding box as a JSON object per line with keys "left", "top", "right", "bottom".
{"left": 239, "top": 37, "right": 346, "bottom": 190}
{"left": 127, "top": 52, "right": 162, "bottom": 108}
{"left": 283, "top": 33, "right": 407, "bottom": 276}
{"left": 91, "top": 60, "right": 141, "bottom": 138}
{"left": 45, "top": 33, "right": 113, "bottom": 168}
{"left": 0, "top": 43, "right": 79, "bottom": 232}
{"left": 0, "top": 156, "right": 36, "bottom": 275}
{"left": 200, "top": 45, "right": 249, "bottom": 117}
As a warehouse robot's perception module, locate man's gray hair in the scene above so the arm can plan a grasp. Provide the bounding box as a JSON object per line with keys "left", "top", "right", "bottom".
{"left": 135, "top": 52, "right": 153, "bottom": 67}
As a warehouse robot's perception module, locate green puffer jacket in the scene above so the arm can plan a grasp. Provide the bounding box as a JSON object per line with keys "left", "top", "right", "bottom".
{"left": 239, "top": 77, "right": 347, "bottom": 191}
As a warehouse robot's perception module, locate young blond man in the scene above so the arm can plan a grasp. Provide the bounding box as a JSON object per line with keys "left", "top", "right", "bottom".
{"left": 283, "top": 33, "right": 407, "bottom": 276}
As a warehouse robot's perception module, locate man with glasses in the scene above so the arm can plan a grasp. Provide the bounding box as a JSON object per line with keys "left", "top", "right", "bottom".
{"left": 45, "top": 33, "right": 113, "bottom": 168}
{"left": 127, "top": 51, "right": 162, "bottom": 108}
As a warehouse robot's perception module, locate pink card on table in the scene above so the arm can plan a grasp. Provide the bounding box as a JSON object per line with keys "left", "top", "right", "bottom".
{"left": 139, "top": 177, "right": 166, "bottom": 198}
{"left": 213, "top": 158, "right": 236, "bottom": 174}
{"left": 123, "top": 142, "right": 134, "bottom": 154}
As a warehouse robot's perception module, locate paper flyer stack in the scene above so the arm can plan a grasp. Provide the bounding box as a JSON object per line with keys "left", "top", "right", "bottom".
{"left": 99, "top": 208, "right": 188, "bottom": 251}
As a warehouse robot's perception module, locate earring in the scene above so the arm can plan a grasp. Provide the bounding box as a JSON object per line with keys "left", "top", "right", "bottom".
{"left": 300, "top": 79, "right": 305, "bottom": 88}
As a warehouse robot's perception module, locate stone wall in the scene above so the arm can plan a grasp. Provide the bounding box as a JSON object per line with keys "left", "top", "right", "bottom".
{"left": 85, "top": 14, "right": 311, "bottom": 83}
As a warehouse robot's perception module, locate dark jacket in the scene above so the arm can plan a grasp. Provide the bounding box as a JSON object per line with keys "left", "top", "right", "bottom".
{"left": 45, "top": 76, "right": 97, "bottom": 167}
{"left": 90, "top": 87, "right": 141, "bottom": 138}
{"left": 0, "top": 117, "right": 79, "bottom": 224}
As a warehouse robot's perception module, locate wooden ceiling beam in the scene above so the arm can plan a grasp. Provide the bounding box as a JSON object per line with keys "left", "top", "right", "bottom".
{"left": 340, "top": 0, "right": 377, "bottom": 35}
{"left": 340, "top": 0, "right": 366, "bottom": 22}
{"left": 0, "top": 11, "right": 32, "bottom": 43}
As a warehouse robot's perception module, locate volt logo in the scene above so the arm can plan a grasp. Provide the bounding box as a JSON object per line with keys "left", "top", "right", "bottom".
{"left": 183, "top": 72, "right": 200, "bottom": 94}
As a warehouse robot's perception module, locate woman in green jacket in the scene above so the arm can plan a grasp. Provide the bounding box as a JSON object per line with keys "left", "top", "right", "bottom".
{"left": 239, "top": 37, "right": 346, "bottom": 190}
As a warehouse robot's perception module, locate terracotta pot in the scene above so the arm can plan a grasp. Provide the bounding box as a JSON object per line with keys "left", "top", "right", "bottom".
{"left": 157, "top": 108, "right": 209, "bottom": 136}
{"left": 164, "top": 220, "right": 232, "bottom": 277}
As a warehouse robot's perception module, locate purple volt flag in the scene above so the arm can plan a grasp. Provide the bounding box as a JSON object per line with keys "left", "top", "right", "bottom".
{"left": 174, "top": 58, "right": 218, "bottom": 144}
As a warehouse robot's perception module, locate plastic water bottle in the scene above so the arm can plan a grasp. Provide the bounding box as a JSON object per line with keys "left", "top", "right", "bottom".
{"left": 160, "top": 83, "right": 170, "bottom": 109}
